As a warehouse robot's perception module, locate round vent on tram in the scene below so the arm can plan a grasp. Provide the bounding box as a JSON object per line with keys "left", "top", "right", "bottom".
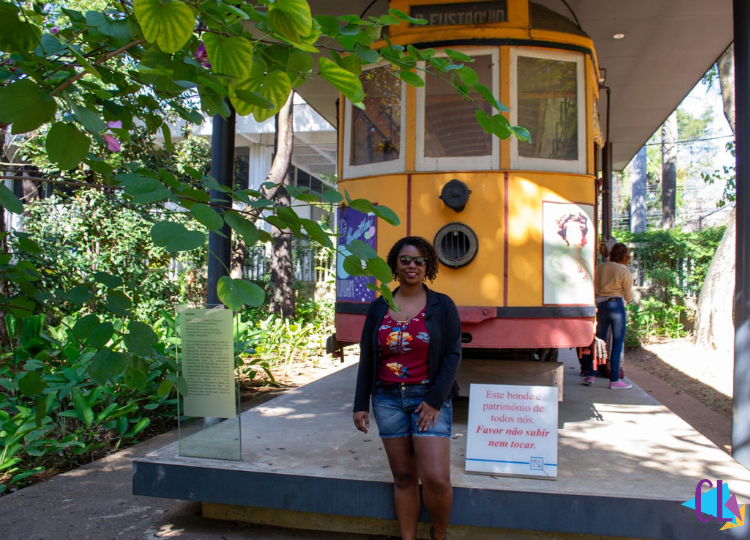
{"left": 434, "top": 223, "right": 478, "bottom": 268}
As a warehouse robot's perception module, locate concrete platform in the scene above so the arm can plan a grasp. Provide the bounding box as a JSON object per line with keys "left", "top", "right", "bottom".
{"left": 133, "top": 349, "right": 750, "bottom": 540}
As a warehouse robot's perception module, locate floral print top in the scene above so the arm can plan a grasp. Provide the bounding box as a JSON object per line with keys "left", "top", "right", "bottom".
{"left": 377, "top": 308, "right": 430, "bottom": 385}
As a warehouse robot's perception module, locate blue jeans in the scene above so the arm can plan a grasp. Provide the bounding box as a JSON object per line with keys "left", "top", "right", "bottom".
{"left": 372, "top": 383, "right": 452, "bottom": 439}
{"left": 596, "top": 298, "right": 626, "bottom": 382}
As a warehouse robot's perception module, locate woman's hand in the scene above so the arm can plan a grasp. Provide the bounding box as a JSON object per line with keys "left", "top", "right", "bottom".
{"left": 415, "top": 401, "right": 440, "bottom": 431}
{"left": 353, "top": 411, "right": 369, "bottom": 433}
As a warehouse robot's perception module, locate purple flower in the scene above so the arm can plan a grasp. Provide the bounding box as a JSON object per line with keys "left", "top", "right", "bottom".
{"left": 108, "top": 120, "right": 123, "bottom": 129}
{"left": 194, "top": 42, "right": 211, "bottom": 68}
{"left": 102, "top": 134, "right": 121, "bottom": 152}
{"left": 50, "top": 26, "right": 59, "bottom": 34}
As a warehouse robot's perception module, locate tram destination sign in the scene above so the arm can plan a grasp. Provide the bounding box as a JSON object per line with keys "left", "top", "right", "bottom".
{"left": 410, "top": 1, "right": 507, "bottom": 27}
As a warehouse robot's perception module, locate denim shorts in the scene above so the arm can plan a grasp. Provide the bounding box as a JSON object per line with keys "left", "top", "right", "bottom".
{"left": 371, "top": 383, "right": 452, "bottom": 439}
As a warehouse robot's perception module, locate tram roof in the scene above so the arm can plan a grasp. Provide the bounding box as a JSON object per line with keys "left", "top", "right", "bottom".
{"left": 300, "top": 0, "right": 733, "bottom": 171}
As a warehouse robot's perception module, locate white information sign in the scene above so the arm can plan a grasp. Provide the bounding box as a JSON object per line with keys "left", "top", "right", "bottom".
{"left": 466, "top": 384, "right": 558, "bottom": 479}
{"left": 180, "top": 307, "right": 236, "bottom": 419}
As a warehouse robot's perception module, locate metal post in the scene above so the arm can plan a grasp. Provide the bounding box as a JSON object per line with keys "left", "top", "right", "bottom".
{"left": 733, "top": 0, "right": 750, "bottom": 469}
{"left": 206, "top": 105, "right": 236, "bottom": 306}
{"left": 602, "top": 142, "right": 613, "bottom": 241}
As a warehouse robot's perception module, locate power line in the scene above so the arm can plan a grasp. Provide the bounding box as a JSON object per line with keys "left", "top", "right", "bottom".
{"left": 644, "top": 134, "right": 734, "bottom": 146}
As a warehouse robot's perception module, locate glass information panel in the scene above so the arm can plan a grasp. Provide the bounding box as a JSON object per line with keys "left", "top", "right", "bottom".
{"left": 176, "top": 304, "right": 242, "bottom": 461}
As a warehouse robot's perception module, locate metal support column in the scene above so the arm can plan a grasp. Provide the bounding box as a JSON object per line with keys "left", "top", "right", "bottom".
{"left": 733, "top": 0, "right": 750, "bottom": 469}
{"left": 206, "top": 106, "right": 236, "bottom": 306}
{"left": 601, "top": 142, "right": 612, "bottom": 241}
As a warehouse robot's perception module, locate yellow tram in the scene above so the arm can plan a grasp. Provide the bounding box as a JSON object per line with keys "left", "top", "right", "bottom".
{"left": 334, "top": 0, "right": 603, "bottom": 358}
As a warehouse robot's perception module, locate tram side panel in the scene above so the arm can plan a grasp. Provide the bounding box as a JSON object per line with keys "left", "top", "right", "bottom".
{"left": 334, "top": 172, "right": 596, "bottom": 350}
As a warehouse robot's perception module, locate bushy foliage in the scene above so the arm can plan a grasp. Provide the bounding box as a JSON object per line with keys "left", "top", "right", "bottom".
{"left": 617, "top": 226, "right": 726, "bottom": 300}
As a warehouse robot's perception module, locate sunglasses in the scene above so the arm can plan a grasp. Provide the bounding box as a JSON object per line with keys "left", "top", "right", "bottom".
{"left": 399, "top": 255, "right": 427, "bottom": 267}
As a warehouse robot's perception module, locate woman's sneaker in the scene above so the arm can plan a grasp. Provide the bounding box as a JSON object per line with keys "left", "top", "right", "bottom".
{"left": 610, "top": 380, "right": 632, "bottom": 389}
{"left": 583, "top": 377, "right": 596, "bottom": 385}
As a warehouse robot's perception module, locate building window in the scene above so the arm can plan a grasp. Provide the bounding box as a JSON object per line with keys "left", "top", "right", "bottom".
{"left": 344, "top": 64, "right": 406, "bottom": 178}
{"left": 233, "top": 146, "right": 250, "bottom": 191}
{"left": 511, "top": 48, "right": 586, "bottom": 174}
{"left": 416, "top": 48, "right": 499, "bottom": 171}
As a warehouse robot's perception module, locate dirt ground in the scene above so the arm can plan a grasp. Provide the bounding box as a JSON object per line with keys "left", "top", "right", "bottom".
{"left": 626, "top": 338, "right": 733, "bottom": 417}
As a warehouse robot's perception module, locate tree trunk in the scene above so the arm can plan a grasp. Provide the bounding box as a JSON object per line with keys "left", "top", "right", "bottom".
{"left": 695, "top": 210, "right": 736, "bottom": 350}
{"left": 694, "top": 44, "right": 735, "bottom": 349}
{"left": 230, "top": 237, "right": 246, "bottom": 280}
{"left": 661, "top": 111, "right": 677, "bottom": 229}
{"left": 266, "top": 94, "right": 296, "bottom": 318}
{"left": 631, "top": 146, "right": 648, "bottom": 233}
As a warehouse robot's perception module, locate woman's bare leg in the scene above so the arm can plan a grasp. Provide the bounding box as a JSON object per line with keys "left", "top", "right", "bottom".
{"left": 413, "top": 436, "right": 452, "bottom": 540}
{"left": 382, "top": 436, "right": 420, "bottom": 540}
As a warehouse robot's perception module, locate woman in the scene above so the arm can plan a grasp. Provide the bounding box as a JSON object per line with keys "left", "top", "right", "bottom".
{"left": 587, "top": 242, "right": 634, "bottom": 389}
{"left": 353, "top": 236, "right": 461, "bottom": 540}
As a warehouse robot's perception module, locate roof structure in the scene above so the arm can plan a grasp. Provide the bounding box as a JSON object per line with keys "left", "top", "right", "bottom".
{"left": 298, "top": 0, "right": 734, "bottom": 171}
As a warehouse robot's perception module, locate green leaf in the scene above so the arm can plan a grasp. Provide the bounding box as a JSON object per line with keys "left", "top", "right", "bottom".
{"left": 366, "top": 257, "right": 393, "bottom": 283}
{"left": 35, "top": 398, "right": 47, "bottom": 427}
{"left": 46, "top": 123, "right": 91, "bottom": 171}
{"left": 150, "top": 222, "right": 206, "bottom": 252}
{"left": 190, "top": 204, "right": 224, "bottom": 232}
{"left": 472, "top": 83, "right": 508, "bottom": 112}
{"left": 123, "top": 321, "right": 158, "bottom": 356}
{"left": 88, "top": 349, "right": 128, "bottom": 386}
{"left": 106, "top": 291, "right": 133, "bottom": 316}
{"left": 347, "top": 239, "right": 378, "bottom": 260}
{"left": 129, "top": 417, "right": 150, "bottom": 437}
{"left": 314, "top": 14, "right": 339, "bottom": 37}
{"left": 65, "top": 285, "right": 95, "bottom": 304}
{"left": 71, "top": 388, "right": 95, "bottom": 428}
{"left": 0, "top": 80, "right": 58, "bottom": 134}
{"left": 341, "top": 55, "right": 362, "bottom": 76}
{"left": 379, "top": 283, "right": 396, "bottom": 308}
{"left": 224, "top": 211, "right": 259, "bottom": 246}
{"left": 373, "top": 205, "right": 401, "bottom": 226}
{"left": 277, "top": 206, "right": 301, "bottom": 227}
{"left": 203, "top": 34, "right": 254, "bottom": 81}
{"left": 399, "top": 68, "right": 424, "bottom": 88}
{"left": 94, "top": 272, "right": 123, "bottom": 289}
{"left": 18, "top": 371, "right": 47, "bottom": 397}
{"left": 16, "top": 237, "right": 42, "bottom": 254}
{"left": 89, "top": 321, "right": 115, "bottom": 348}
{"left": 157, "top": 379, "right": 172, "bottom": 398}
{"left": 490, "top": 113, "right": 512, "bottom": 139}
{"left": 217, "top": 277, "right": 265, "bottom": 310}
{"left": 134, "top": 0, "right": 196, "bottom": 53}
{"left": 0, "top": 4, "right": 41, "bottom": 54}
{"left": 7, "top": 297, "right": 35, "bottom": 319}
{"left": 232, "top": 60, "right": 292, "bottom": 122}
{"left": 233, "top": 89, "right": 275, "bottom": 109}
{"left": 457, "top": 66, "right": 479, "bottom": 86}
{"left": 300, "top": 219, "right": 333, "bottom": 248}
{"left": 72, "top": 103, "right": 107, "bottom": 133}
{"left": 319, "top": 57, "right": 365, "bottom": 103}
{"left": 343, "top": 255, "right": 367, "bottom": 277}
{"left": 124, "top": 356, "right": 149, "bottom": 389}
{"left": 511, "top": 125, "right": 532, "bottom": 143}
{"left": 445, "top": 49, "right": 474, "bottom": 63}
{"left": 72, "top": 314, "right": 101, "bottom": 340}
{"left": 0, "top": 184, "right": 23, "bottom": 214}
{"left": 288, "top": 49, "right": 313, "bottom": 74}
{"left": 116, "top": 416, "right": 128, "bottom": 435}
{"left": 476, "top": 109, "right": 491, "bottom": 133}
{"left": 162, "top": 124, "right": 174, "bottom": 152}
{"left": 268, "top": 0, "right": 313, "bottom": 44}
{"left": 348, "top": 198, "right": 375, "bottom": 214}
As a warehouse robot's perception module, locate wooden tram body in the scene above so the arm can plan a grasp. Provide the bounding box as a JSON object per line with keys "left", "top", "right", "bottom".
{"left": 334, "top": 0, "right": 603, "bottom": 356}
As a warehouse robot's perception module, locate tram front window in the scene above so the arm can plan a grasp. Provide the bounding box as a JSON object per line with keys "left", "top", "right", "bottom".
{"left": 517, "top": 57, "right": 578, "bottom": 161}
{"left": 351, "top": 66, "right": 402, "bottom": 166}
{"left": 424, "top": 55, "right": 493, "bottom": 158}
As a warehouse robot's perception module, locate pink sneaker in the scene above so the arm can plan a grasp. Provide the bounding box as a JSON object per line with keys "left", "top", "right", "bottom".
{"left": 583, "top": 377, "right": 596, "bottom": 386}
{"left": 610, "top": 380, "right": 632, "bottom": 389}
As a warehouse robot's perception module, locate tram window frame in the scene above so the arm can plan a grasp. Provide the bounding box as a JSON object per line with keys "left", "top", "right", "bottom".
{"left": 343, "top": 63, "right": 407, "bottom": 179}
{"left": 510, "top": 48, "right": 587, "bottom": 174}
{"left": 415, "top": 47, "right": 500, "bottom": 172}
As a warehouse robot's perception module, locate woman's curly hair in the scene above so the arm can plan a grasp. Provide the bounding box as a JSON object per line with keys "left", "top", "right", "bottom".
{"left": 386, "top": 236, "right": 439, "bottom": 282}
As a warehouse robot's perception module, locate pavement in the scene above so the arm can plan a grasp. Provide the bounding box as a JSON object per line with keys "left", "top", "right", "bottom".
{"left": 0, "top": 351, "right": 740, "bottom": 540}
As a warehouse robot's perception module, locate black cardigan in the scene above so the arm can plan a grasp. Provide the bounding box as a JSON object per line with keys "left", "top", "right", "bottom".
{"left": 353, "top": 285, "right": 462, "bottom": 412}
